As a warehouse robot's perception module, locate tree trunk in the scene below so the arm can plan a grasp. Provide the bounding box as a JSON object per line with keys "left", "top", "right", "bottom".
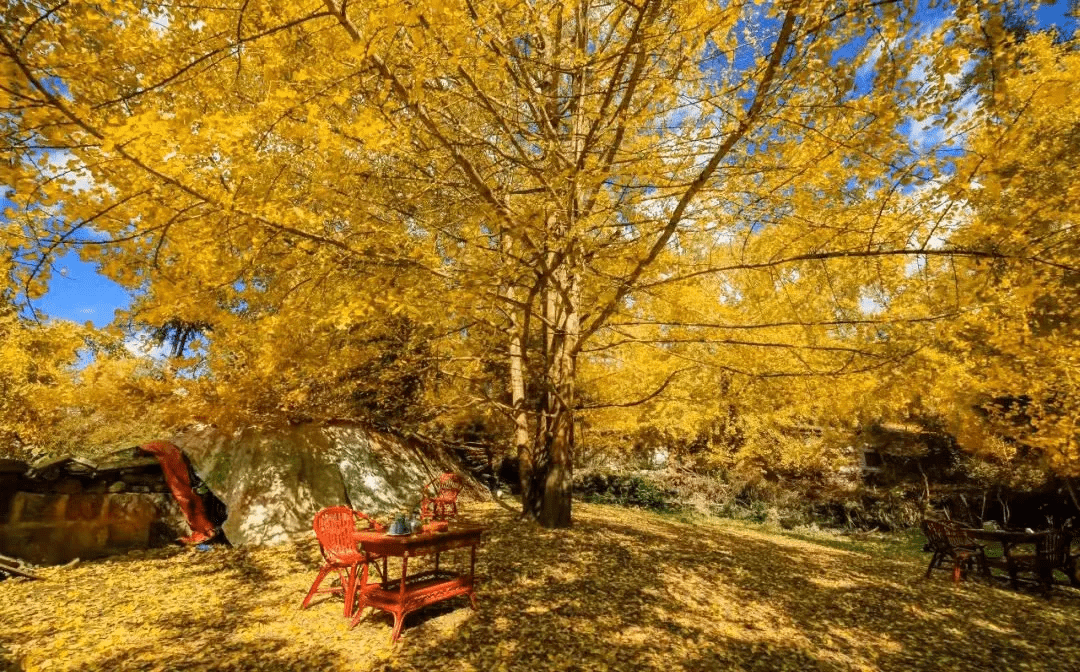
{"left": 509, "top": 316, "right": 533, "bottom": 513}
{"left": 538, "top": 373, "right": 575, "bottom": 528}
{"left": 525, "top": 334, "right": 576, "bottom": 528}
{"left": 500, "top": 230, "right": 534, "bottom": 514}
{"left": 521, "top": 212, "right": 579, "bottom": 528}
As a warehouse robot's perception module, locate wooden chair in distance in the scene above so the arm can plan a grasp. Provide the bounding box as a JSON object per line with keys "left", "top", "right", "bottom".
{"left": 301, "top": 506, "right": 386, "bottom": 618}
{"left": 1008, "top": 531, "right": 1075, "bottom": 594}
{"left": 419, "top": 472, "right": 464, "bottom": 521}
{"left": 921, "top": 519, "right": 988, "bottom": 584}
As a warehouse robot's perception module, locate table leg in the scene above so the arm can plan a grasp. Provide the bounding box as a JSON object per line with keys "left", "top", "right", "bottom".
{"left": 435, "top": 552, "right": 440, "bottom": 573}
{"left": 391, "top": 611, "right": 406, "bottom": 642}
{"left": 468, "top": 544, "right": 478, "bottom": 610}
{"left": 1003, "top": 541, "right": 1020, "bottom": 589}
{"left": 390, "top": 556, "right": 409, "bottom": 643}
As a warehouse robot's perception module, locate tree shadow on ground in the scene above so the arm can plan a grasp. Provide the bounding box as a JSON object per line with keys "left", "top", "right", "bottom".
{"left": 1, "top": 502, "right": 1078, "bottom": 671}
{"left": 377, "top": 505, "right": 1080, "bottom": 672}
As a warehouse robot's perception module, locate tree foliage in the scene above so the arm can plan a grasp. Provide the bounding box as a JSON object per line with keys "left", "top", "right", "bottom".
{"left": 2, "top": 0, "right": 1077, "bottom": 523}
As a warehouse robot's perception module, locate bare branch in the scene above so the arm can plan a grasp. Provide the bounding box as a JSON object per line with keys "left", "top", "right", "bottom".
{"left": 577, "top": 367, "right": 691, "bottom": 410}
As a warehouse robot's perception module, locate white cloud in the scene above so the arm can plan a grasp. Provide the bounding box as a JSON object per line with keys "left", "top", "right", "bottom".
{"left": 45, "top": 150, "right": 95, "bottom": 193}
{"left": 908, "top": 115, "right": 945, "bottom": 152}
{"left": 855, "top": 41, "right": 884, "bottom": 85}
{"left": 147, "top": 9, "right": 170, "bottom": 35}
{"left": 859, "top": 293, "right": 884, "bottom": 314}
{"left": 124, "top": 333, "right": 170, "bottom": 360}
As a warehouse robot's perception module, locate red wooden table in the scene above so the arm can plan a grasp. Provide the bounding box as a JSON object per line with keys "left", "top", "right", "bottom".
{"left": 350, "top": 526, "right": 483, "bottom": 642}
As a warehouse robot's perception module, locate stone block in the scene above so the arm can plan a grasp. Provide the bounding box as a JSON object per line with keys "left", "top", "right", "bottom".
{"left": 66, "top": 494, "right": 106, "bottom": 521}
{"left": 0, "top": 524, "right": 57, "bottom": 565}
{"left": 0, "top": 526, "right": 32, "bottom": 561}
{"left": 67, "top": 524, "right": 110, "bottom": 560}
{"left": 12, "top": 493, "right": 62, "bottom": 523}
{"left": 0, "top": 494, "right": 13, "bottom": 524}
{"left": 107, "top": 521, "right": 149, "bottom": 549}
{"left": 56, "top": 478, "right": 83, "bottom": 494}
{"left": 103, "top": 494, "right": 157, "bottom": 524}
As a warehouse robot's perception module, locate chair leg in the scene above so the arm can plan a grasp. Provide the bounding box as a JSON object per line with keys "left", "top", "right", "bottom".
{"left": 343, "top": 564, "right": 359, "bottom": 619}
{"left": 301, "top": 566, "right": 335, "bottom": 610}
{"left": 1007, "top": 560, "right": 1019, "bottom": 589}
{"left": 926, "top": 552, "right": 941, "bottom": 579}
{"left": 348, "top": 562, "right": 371, "bottom": 629}
{"left": 1067, "top": 558, "right": 1080, "bottom": 587}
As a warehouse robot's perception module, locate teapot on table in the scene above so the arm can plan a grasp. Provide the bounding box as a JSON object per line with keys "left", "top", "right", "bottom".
{"left": 389, "top": 514, "right": 411, "bottom": 535}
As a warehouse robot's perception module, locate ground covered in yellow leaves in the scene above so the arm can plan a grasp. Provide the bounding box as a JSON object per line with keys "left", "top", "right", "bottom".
{"left": 2, "top": 502, "right": 1078, "bottom": 671}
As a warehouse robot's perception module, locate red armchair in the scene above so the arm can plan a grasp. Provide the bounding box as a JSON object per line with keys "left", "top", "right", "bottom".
{"left": 419, "top": 472, "right": 464, "bottom": 521}
{"left": 300, "top": 506, "right": 386, "bottom": 618}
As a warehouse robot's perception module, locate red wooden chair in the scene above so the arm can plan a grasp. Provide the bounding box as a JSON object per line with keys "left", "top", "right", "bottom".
{"left": 419, "top": 472, "right": 464, "bottom": 521}
{"left": 300, "top": 506, "right": 386, "bottom": 618}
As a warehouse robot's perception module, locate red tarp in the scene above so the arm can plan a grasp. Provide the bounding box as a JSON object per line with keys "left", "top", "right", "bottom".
{"left": 139, "top": 441, "right": 216, "bottom": 544}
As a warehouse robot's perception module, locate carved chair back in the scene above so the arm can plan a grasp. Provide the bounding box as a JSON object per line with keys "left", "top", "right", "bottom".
{"left": 922, "top": 520, "right": 954, "bottom": 553}
{"left": 941, "top": 520, "right": 979, "bottom": 550}
{"left": 1037, "top": 532, "right": 1072, "bottom": 573}
{"left": 313, "top": 506, "right": 384, "bottom": 564}
{"left": 431, "top": 472, "right": 464, "bottom": 503}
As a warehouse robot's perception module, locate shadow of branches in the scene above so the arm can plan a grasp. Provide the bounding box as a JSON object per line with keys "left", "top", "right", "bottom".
{"left": 1, "top": 502, "right": 1078, "bottom": 671}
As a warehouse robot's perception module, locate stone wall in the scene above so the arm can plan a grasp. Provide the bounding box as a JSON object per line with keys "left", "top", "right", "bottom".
{"left": 0, "top": 491, "right": 182, "bottom": 565}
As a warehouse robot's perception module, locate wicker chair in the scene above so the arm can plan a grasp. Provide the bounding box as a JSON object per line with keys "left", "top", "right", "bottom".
{"left": 300, "top": 506, "right": 386, "bottom": 617}
{"left": 1008, "top": 531, "right": 1073, "bottom": 594}
{"left": 419, "top": 472, "right": 464, "bottom": 521}
{"left": 921, "top": 519, "right": 988, "bottom": 583}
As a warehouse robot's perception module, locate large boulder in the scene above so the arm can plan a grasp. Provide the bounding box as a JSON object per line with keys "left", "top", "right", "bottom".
{"left": 173, "top": 423, "right": 473, "bottom": 546}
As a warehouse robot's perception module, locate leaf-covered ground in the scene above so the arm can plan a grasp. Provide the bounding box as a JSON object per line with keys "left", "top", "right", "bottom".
{"left": 2, "top": 502, "right": 1078, "bottom": 671}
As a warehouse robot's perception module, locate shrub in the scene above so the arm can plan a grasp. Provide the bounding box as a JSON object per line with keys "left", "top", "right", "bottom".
{"left": 574, "top": 472, "right": 675, "bottom": 512}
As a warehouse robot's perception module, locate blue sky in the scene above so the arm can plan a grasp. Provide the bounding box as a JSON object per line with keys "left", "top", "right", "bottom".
{"left": 19, "top": 1, "right": 1079, "bottom": 329}
{"left": 31, "top": 251, "right": 131, "bottom": 328}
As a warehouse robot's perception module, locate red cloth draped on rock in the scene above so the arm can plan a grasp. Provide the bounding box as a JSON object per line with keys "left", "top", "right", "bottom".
{"left": 139, "top": 441, "right": 216, "bottom": 544}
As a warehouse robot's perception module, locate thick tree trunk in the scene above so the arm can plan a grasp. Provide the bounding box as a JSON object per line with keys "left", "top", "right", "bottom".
{"left": 524, "top": 350, "right": 576, "bottom": 528}
{"left": 538, "top": 374, "right": 575, "bottom": 528}
{"left": 522, "top": 217, "right": 579, "bottom": 528}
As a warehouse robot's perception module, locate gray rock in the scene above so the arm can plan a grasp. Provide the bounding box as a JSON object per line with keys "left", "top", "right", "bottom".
{"left": 173, "top": 423, "right": 473, "bottom": 546}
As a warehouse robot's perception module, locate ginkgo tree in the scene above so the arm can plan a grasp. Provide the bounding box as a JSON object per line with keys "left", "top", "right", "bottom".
{"left": 0, "top": 299, "right": 82, "bottom": 458}
{"left": 931, "top": 25, "right": 1080, "bottom": 478}
{"left": 2, "top": 0, "right": 1071, "bottom": 526}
